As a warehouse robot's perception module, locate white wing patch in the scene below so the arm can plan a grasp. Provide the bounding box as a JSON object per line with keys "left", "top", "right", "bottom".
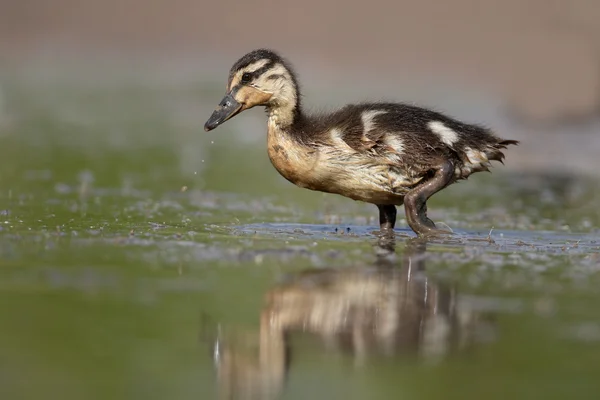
{"left": 383, "top": 135, "right": 405, "bottom": 163}
{"left": 361, "top": 110, "right": 387, "bottom": 137}
{"left": 384, "top": 135, "right": 404, "bottom": 154}
{"left": 329, "top": 128, "right": 354, "bottom": 151}
{"left": 427, "top": 121, "right": 459, "bottom": 146}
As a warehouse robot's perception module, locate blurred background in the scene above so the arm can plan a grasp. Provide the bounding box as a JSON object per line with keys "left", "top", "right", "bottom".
{"left": 2, "top": 1, "right": 600, "bottom": 400}
{"left": 2, "top": 0, "right": 600, "bottom": 175}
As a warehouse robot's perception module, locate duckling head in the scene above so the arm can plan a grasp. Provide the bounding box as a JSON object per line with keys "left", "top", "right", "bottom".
{"left": 204, "top": 49, "right": 300, "bottom": 131}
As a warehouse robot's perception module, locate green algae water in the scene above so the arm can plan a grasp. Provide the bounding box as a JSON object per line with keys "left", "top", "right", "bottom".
{"left": 1, "top": 74, "right": 600, "bottom": 400}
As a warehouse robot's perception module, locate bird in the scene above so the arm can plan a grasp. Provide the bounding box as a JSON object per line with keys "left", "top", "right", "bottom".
{"left": 204, "top": 49, "right": 519, "bottom": 237}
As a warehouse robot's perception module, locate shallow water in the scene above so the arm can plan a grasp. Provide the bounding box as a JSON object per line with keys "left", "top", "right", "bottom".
{"left": 1, "top": 78, "right": 600, "bottom": 400}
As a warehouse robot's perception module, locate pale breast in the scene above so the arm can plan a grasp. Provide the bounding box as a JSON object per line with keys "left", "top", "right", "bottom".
{"left": 267, "top": 124, "right": 318, "bottom": 189}
{"left": 310, "top": 147, "right": 418, "bottom": 204}
{"left": 266, "top": 122, "right": 423, "bottom": 204}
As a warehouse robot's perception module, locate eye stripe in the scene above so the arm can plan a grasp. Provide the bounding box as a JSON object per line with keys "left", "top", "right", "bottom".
{"left": 267, "top": 74, "right": 285, "bottom": 81}
{"left": 252, "top": 60, "right": 277, "bottom": 78}
{"left": 243, "top": 59, "right": 270, "bottom": 73}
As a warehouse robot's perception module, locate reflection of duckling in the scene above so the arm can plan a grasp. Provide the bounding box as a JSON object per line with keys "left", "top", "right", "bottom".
{"left": 205, "top": 49, "right": 518, "bottom": 236}
{"left": 209, "top": 240, "right": 494, "bottom": 400}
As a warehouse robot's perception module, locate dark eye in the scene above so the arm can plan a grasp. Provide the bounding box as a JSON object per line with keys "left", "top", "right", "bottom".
{"left": 241, "top": 73, "right": 252, "bottom": 83}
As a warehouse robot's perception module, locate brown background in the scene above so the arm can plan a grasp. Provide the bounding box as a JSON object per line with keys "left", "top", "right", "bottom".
{"left": 2, "top": 0, "right": 600, "bottom": 174}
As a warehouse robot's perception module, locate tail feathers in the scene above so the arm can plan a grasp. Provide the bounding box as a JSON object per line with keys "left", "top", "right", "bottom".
{"left": 460, "top": 138, "right": 518, "bottom": 175}
{"left": 487, "top": 139, "right": 519, "bottom": 164}
{"left": 499, "top": 139, "right": 520, "bottom": 146}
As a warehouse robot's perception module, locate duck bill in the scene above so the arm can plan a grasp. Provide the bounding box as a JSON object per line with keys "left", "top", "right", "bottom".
{"left": 204, "top": 93, "right": 243, "bottom": 131}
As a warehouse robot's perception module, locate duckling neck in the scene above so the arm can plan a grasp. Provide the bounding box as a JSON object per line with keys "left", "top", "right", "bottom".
{"left": 266, "top": 102, "right": 302, "bottom": 148}
{"left": 267, "top": 104, "right": 301, "bottom": 131}
{"left": 267, "top": 106, "right": 297, "bottom": 130}
{"left": 266, "top": 92, "right": 302, "bottom": 131}
{"left": 266, "top": 102, "right": 317, "bottom": 189}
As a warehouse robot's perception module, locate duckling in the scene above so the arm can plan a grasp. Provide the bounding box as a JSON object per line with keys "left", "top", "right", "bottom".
{"left": 204, "top": 49, "right": 519, "bottom": 236}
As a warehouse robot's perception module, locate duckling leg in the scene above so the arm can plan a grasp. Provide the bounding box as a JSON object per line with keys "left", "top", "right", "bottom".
{"left": 377, "top": 204, "right": 397, "bottom": 232}
{"left": 404, "top": 160, "right": 454, "bottom": 236}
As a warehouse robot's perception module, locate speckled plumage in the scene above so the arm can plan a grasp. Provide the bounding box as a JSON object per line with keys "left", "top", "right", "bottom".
{"left": 204, "top": 49, "right": 519, "bottom": 236}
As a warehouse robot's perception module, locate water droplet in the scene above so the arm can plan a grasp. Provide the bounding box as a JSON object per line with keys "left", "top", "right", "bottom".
{"left": 194, "top": 171, "right": 198, "bottom": 175}
{"left": 210, "top": 140, "right": 214, "bottom": 144}
{"left": 201, "top": 160, "right": 205, "bottom": 163}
